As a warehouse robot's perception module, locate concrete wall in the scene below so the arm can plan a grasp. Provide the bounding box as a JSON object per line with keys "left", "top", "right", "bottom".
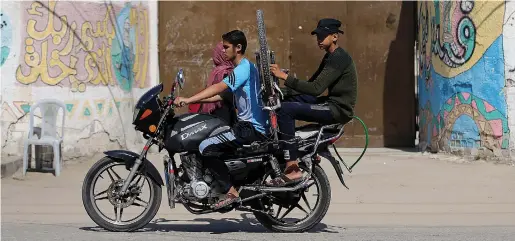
{"left": 0, "top": 0, "right": 159, "bottom": 160}
{"left": 417, "top": 1, "right": 515, "bottom": 159}
{"left": 158, "top": 1, "right": 416, "bottom": 148}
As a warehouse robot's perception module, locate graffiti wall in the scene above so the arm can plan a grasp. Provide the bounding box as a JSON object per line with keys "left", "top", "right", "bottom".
{"left": 1, "top": 10, "right": 12, "bottom": 67}
{"left": 417, "top": 0, "right": 513, "bottom": 156}
{"left": 15, "top": 0, "right": 150, "bottom": 92}
{"left": 1, "top": 0, "right": 159, "bottom": 159}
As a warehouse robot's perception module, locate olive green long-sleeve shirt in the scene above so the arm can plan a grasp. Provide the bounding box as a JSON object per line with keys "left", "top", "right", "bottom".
{"left": 283, "top": 47, "right": 357, "bottom": 123}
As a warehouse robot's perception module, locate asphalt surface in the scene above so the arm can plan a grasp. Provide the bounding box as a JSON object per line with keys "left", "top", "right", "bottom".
{"left": 3, "top": 222, "right": 515, "bottom": 241}
{"left": 2, "top": 150, "right": 515, "bottom": 240}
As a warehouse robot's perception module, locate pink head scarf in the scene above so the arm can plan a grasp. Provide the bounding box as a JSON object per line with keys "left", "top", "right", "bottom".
{"left": 200, "top": 41, "right": 234, "bottom": 113}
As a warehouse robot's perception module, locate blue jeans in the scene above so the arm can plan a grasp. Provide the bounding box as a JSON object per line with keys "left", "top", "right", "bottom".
{"left": 277, "top": 95, "right": 338, "bottom": 161}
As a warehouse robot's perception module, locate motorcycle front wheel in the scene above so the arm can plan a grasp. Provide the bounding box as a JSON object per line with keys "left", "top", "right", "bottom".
{"left": 81, "top": 157, "right": 162, "bottom": 232}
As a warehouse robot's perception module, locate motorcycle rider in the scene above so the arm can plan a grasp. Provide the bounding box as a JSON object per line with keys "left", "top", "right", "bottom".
{"left": 174, "top": 30, "right": 269, "bottom": 209}
{"left": 268, "top": 18, "right": 358, "bottom": 186}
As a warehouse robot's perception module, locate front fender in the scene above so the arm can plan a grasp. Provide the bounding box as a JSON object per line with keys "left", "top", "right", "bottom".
{"left": 104, "top": 150, "right": 164, "bottom": 186}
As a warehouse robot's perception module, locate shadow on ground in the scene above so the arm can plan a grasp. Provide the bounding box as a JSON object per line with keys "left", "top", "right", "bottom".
{"left": 79, "top": 213, "right": 344, "bottom": 234}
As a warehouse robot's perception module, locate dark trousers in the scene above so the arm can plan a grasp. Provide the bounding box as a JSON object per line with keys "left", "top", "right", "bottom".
{"left": 199, "top": 121, "right": 266, "bottom": 192}
{"left": 277, "top": 95, "right": 338, "bottom": 161}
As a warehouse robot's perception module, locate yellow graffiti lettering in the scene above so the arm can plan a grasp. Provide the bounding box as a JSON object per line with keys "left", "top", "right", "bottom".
{"left": 88, "top": 47, "right": 109, "bottom": 86}
{"left": 16, "top": 39, "right": 43, "bottom": 85}
{"left": 48, "top": 49, "right": 76, "bottom": 85}
{"left": 84, "top": 54, "right": 96, "bottom": 84}
{"left": 27, "top": 2, "right": 43, "bottom": 16}
{"left": 103, "top": 6, "right": 116, "bottom": 46}
{"left": 77, "top": 22, "right": 95, "bottom": 53}
{"left": 18, "top": 8, "right": 77, "bottom": 86}
{"left": 26, "top": 0, "right": 68, "bottom": 42}
{"left": 60, "top": 22, "right": 76, "bottom": 56}
{"left": 138, "top": 9, "right": 149, "bottom": 88}
{"left": 103, "top": 43, "right": 115, "bottom": 86}
{"left": 19, "top": 1, "right": 149, "bottom": 91}
{"left": 68, "top": 55, "right": 84, "bottom": 92}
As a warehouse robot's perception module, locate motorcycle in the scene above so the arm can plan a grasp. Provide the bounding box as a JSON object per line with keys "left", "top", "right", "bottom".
{"left": 81, "top": 10, "right": 364, "bottom": 233}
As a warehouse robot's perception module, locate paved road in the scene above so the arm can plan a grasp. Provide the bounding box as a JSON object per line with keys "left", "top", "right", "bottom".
{"left": 2, "top": 150, "right": 515, "bottom": 240}
{"left": 3, "top": 222, "right": 515, "bottom": 241}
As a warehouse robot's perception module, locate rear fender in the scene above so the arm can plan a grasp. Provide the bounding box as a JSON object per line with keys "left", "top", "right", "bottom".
{"left": 317, "top": 150, "right": 349, "bottom": 190}
{"left": 104, "top": 150, "right": 164, "bottom": 186}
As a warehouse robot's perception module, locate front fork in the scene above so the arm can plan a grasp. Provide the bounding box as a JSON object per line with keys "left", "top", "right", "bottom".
{"left": 163, "top": 155, "right": 177, "bottom": 209}
{"left": 119, "top": 138, "right": 153, "bottom": 195}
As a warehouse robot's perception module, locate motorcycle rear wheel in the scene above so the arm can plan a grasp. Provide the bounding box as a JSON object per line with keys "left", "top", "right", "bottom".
{"left": 253, "top": 163, "right": 331, "bottom": 232}
{"left": 81, "top": 157, "right": 162, "bottom": 232}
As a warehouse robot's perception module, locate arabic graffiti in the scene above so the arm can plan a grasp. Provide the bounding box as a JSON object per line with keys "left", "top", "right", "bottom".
{"left": 15, "top": 0, "right": 149, "bottom": 92}
{"left": 1, "top": 11, "right": 12, "bottom": 67}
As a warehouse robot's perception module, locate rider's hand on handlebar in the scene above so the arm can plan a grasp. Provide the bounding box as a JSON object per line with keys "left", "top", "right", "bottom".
{"left": 173, "top": 96, "right": 188, "bottom": 107}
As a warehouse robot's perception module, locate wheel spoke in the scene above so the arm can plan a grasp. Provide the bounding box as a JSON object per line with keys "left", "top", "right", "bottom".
{"left": 301, "top": 193, "right": 312, "bottom": 211}
{"left": 106, "top": 167, "right": 121, "bottom": 182}
{"left": 279, "top": 205, "right": 295, "bottom": 220}
{"left": 132, "top": 196, "right": 148, "bottom": 208}
{"left": 275, "top": 206, "right": 283, "bottom": 219}
{"left": 131, "top": 175, "right": 143, "bottom": 187}
{"left": 295, "top": 203, "right": 310, "bottom": 216}
{"left": 106, "top": 168, "right": 115, "bottom": 182}
{"left": 94, "top": 189, "right": 108, "bottom": 201}
{"left": 114, "top": 205, "right": 123, "bottom": 223}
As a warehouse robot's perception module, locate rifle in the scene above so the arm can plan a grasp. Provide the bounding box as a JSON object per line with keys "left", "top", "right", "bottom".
{"left": 255, "top": 9, "right": 286, "bottom": 146}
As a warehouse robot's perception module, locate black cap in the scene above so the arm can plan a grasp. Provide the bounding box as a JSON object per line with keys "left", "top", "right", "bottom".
{"left": 310, "top": 18, "right": 344, "bottom": 37}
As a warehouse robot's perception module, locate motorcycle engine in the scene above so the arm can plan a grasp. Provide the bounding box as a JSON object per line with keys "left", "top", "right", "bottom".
{"left": 179, "top": 154, "right": 224, "bottom": 201}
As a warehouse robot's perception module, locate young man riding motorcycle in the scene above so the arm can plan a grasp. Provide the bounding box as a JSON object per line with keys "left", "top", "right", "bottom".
{"left": 174, "top": 30, "right": 269, "bottom": 209}
{"left": 268, "top": 18, "right": 358, "bottom": 186}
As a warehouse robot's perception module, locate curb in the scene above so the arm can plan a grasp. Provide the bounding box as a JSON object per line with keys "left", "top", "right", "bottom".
{"left": 336, "top": 147, "right": 420, "bottom": 153}
{"left": 1, "top": 157, "right": 23, "bottom": 179}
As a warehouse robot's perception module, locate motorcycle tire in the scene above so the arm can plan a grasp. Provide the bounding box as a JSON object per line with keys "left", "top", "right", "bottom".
{"left": 82, "top": 157, "right": 162, "bottom": 232}
{"left": 253, "top": 164, "right": 332, "bottom": 233}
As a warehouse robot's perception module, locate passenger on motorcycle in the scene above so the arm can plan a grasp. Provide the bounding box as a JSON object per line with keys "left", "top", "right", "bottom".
{"left": 174, "top": 30, "right": 269, "bottom": 209}
{"left": 268, "top": 18, "right": 358, "bottom": 186}
{"left": 188, "top": 41, "right": 237, "bottom": 126}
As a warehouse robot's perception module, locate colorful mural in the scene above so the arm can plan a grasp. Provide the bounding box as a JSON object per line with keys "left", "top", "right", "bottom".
{"left": 417, "top": 0, "right": 510, "bottom": 152}
{"left": 15, "top": 0, "right": 150, "bottom": 92}
{"left": 9, "top": 98, "right": 133, "bottom": 119}
{"left": 1, "top": 11, "right": 12, "bottom": 67}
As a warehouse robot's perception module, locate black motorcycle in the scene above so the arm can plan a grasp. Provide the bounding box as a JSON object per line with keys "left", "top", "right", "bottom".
{"left": 81, "top": 10, "right": 354, "bottom": 233}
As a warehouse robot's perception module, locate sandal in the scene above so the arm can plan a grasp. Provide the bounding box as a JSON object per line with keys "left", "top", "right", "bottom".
{"left": 212, "top": 192, "right": 241, "bottom": 210}
{"left": 266, "top": 175, "right": 304, "bottom": 187}
{"left": 265, "top": 165, "right": 303, "bottom": 187}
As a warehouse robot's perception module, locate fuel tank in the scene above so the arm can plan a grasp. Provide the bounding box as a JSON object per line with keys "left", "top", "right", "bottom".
{"left": 164, "top": 113, "right": 230, "bottom": 153}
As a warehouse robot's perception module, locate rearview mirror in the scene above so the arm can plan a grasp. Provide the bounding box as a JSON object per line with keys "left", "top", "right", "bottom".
{"left": 176, "top": 68, "right": 185, "bottom": 89}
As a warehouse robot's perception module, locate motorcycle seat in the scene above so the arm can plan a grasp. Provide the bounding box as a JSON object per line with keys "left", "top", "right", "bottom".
{"left": 295, "top": 123, "right": 344, "bottom": 140}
